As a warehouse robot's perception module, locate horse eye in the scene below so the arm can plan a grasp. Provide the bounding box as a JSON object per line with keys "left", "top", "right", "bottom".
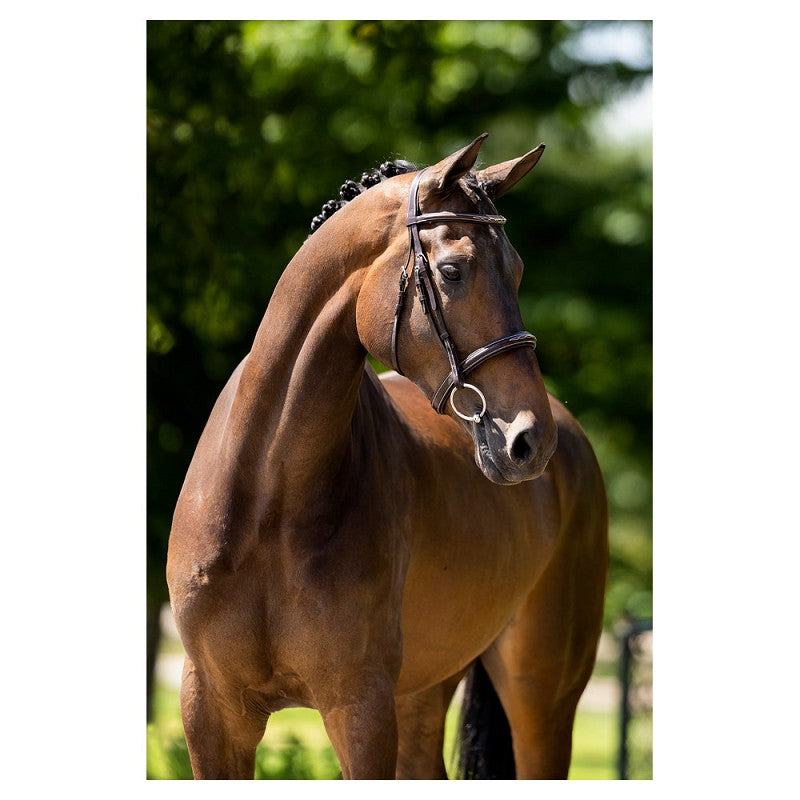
{"left": 439, "top": 264, "right": 462, "bottom": 283}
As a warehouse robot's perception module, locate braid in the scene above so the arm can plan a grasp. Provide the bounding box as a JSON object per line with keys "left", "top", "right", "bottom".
{"left": 309, "top": 159, "right": 416, "bottom": 233}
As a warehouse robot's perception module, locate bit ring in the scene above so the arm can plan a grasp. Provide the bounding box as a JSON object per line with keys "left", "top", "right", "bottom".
{"left": 449, "top": 383, "right": 487, "bottom": 424}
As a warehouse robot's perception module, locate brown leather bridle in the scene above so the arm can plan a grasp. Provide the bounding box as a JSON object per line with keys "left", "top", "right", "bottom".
{"left": 391, "top": 168, "right": 538, "bottom": 423}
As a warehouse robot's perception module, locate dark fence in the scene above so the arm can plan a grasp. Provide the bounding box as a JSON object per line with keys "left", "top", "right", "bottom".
{"left": 617, "top": 617, "right": 653, "bottom": 779}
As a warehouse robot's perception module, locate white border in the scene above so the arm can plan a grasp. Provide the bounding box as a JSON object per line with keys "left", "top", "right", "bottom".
{"left": 6, "top": 6, "right": 798, "bottom": 790}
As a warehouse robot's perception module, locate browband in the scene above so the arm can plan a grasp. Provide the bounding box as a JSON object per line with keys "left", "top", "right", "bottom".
{"left": 406, "top": 211, "right": 507, "bottom": 227}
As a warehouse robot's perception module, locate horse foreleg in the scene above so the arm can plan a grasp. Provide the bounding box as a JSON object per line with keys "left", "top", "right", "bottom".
{"left": 179, "top": 656, "right": 268, "bottom": 779}
{"left": 395, "top": 672, "right": 464, "bottom": 779}
{"left": 481, "top": 523, "right": 606, "bottom": 779}
{"left": 318, "top": 673, "right": 398, "bottom": 779}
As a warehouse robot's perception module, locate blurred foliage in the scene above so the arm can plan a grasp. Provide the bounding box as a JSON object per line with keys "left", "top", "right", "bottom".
{"left": 147, "top": 19, "right": 652, "bottom": 712}
{"left": 147, "top": 722, "right": 342, "bottom": 779}
{"left": 255, "top": 735, "right": 342, "bottom": 780}
{"left": 146, "top": 683, "right": 343, "bottom": 779}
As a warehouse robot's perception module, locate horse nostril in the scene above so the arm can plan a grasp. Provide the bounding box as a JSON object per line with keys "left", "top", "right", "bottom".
{"left": 510, "top": 428, "right": 533, "bottom": 464}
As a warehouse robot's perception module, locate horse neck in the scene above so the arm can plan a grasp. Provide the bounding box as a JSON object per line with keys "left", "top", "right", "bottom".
{"left": 222, "top": 199, "right": 398, "bottom": 510}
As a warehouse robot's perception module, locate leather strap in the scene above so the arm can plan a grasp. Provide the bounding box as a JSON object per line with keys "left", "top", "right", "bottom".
{"left": 391, "top": 168, "right": 538, "bottom": 416}
{"left": 430, "top": 331, "right": 537, "bottom": 413}
{"left": 406, "top": 211, "right": 507, "bottom": 227}
{"left": 390, "top": 266, "right": 409, "bottom": 374}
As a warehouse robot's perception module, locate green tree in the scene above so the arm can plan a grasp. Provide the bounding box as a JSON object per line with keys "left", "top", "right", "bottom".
{"left": 147, "top": 19, "right": 652, "bottom": 719}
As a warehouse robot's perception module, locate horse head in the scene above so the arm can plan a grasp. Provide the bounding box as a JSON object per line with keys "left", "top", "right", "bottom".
{"left": 357, "top": 135, "right": 558, "bottom": 485}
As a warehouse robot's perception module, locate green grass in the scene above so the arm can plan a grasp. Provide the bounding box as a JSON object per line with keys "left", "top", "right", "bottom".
{"left": 570, "top": 709, "right": 618, "bottom": 779}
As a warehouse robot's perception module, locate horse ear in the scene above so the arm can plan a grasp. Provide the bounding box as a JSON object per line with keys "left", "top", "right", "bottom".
{"left": 474, "top": 143, "right": 546, "bottom": 200}
{"left": 423, "top": 133, "right": 489, "bottom": 194}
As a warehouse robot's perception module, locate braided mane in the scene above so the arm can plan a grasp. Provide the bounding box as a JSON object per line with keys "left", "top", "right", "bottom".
{"left": 309, "top": 159, "right": 493, "bottom": 234}
{"left": 309, "top": 159, "right": 417, "bottom": 234}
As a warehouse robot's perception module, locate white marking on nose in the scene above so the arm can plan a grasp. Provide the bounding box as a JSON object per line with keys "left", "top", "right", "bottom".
{"left": 504, "top": 411, "right": 538, "bottom": 464}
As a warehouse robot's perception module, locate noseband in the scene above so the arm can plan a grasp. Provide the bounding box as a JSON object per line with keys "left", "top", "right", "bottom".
{"left": 390, "top": 168, "right": 538, "bottom": 423}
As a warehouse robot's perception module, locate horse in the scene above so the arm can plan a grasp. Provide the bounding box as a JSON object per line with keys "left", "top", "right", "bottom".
{"left": 166, "top": 133, "right": 608, "bottom": 780}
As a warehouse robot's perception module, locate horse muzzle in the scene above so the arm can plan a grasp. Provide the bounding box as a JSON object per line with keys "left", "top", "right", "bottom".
{"left": 472, "top": 409, "right": 558, "bottom": 485}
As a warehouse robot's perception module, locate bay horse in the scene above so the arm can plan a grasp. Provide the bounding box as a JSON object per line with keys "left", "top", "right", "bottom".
{"left": 166, "top": 134, "right": 608, "bottom": 779}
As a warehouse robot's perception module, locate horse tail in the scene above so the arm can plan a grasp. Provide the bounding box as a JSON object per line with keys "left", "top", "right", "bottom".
{"left": 454, "top": 659, "right": 516, "bottom": 779}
